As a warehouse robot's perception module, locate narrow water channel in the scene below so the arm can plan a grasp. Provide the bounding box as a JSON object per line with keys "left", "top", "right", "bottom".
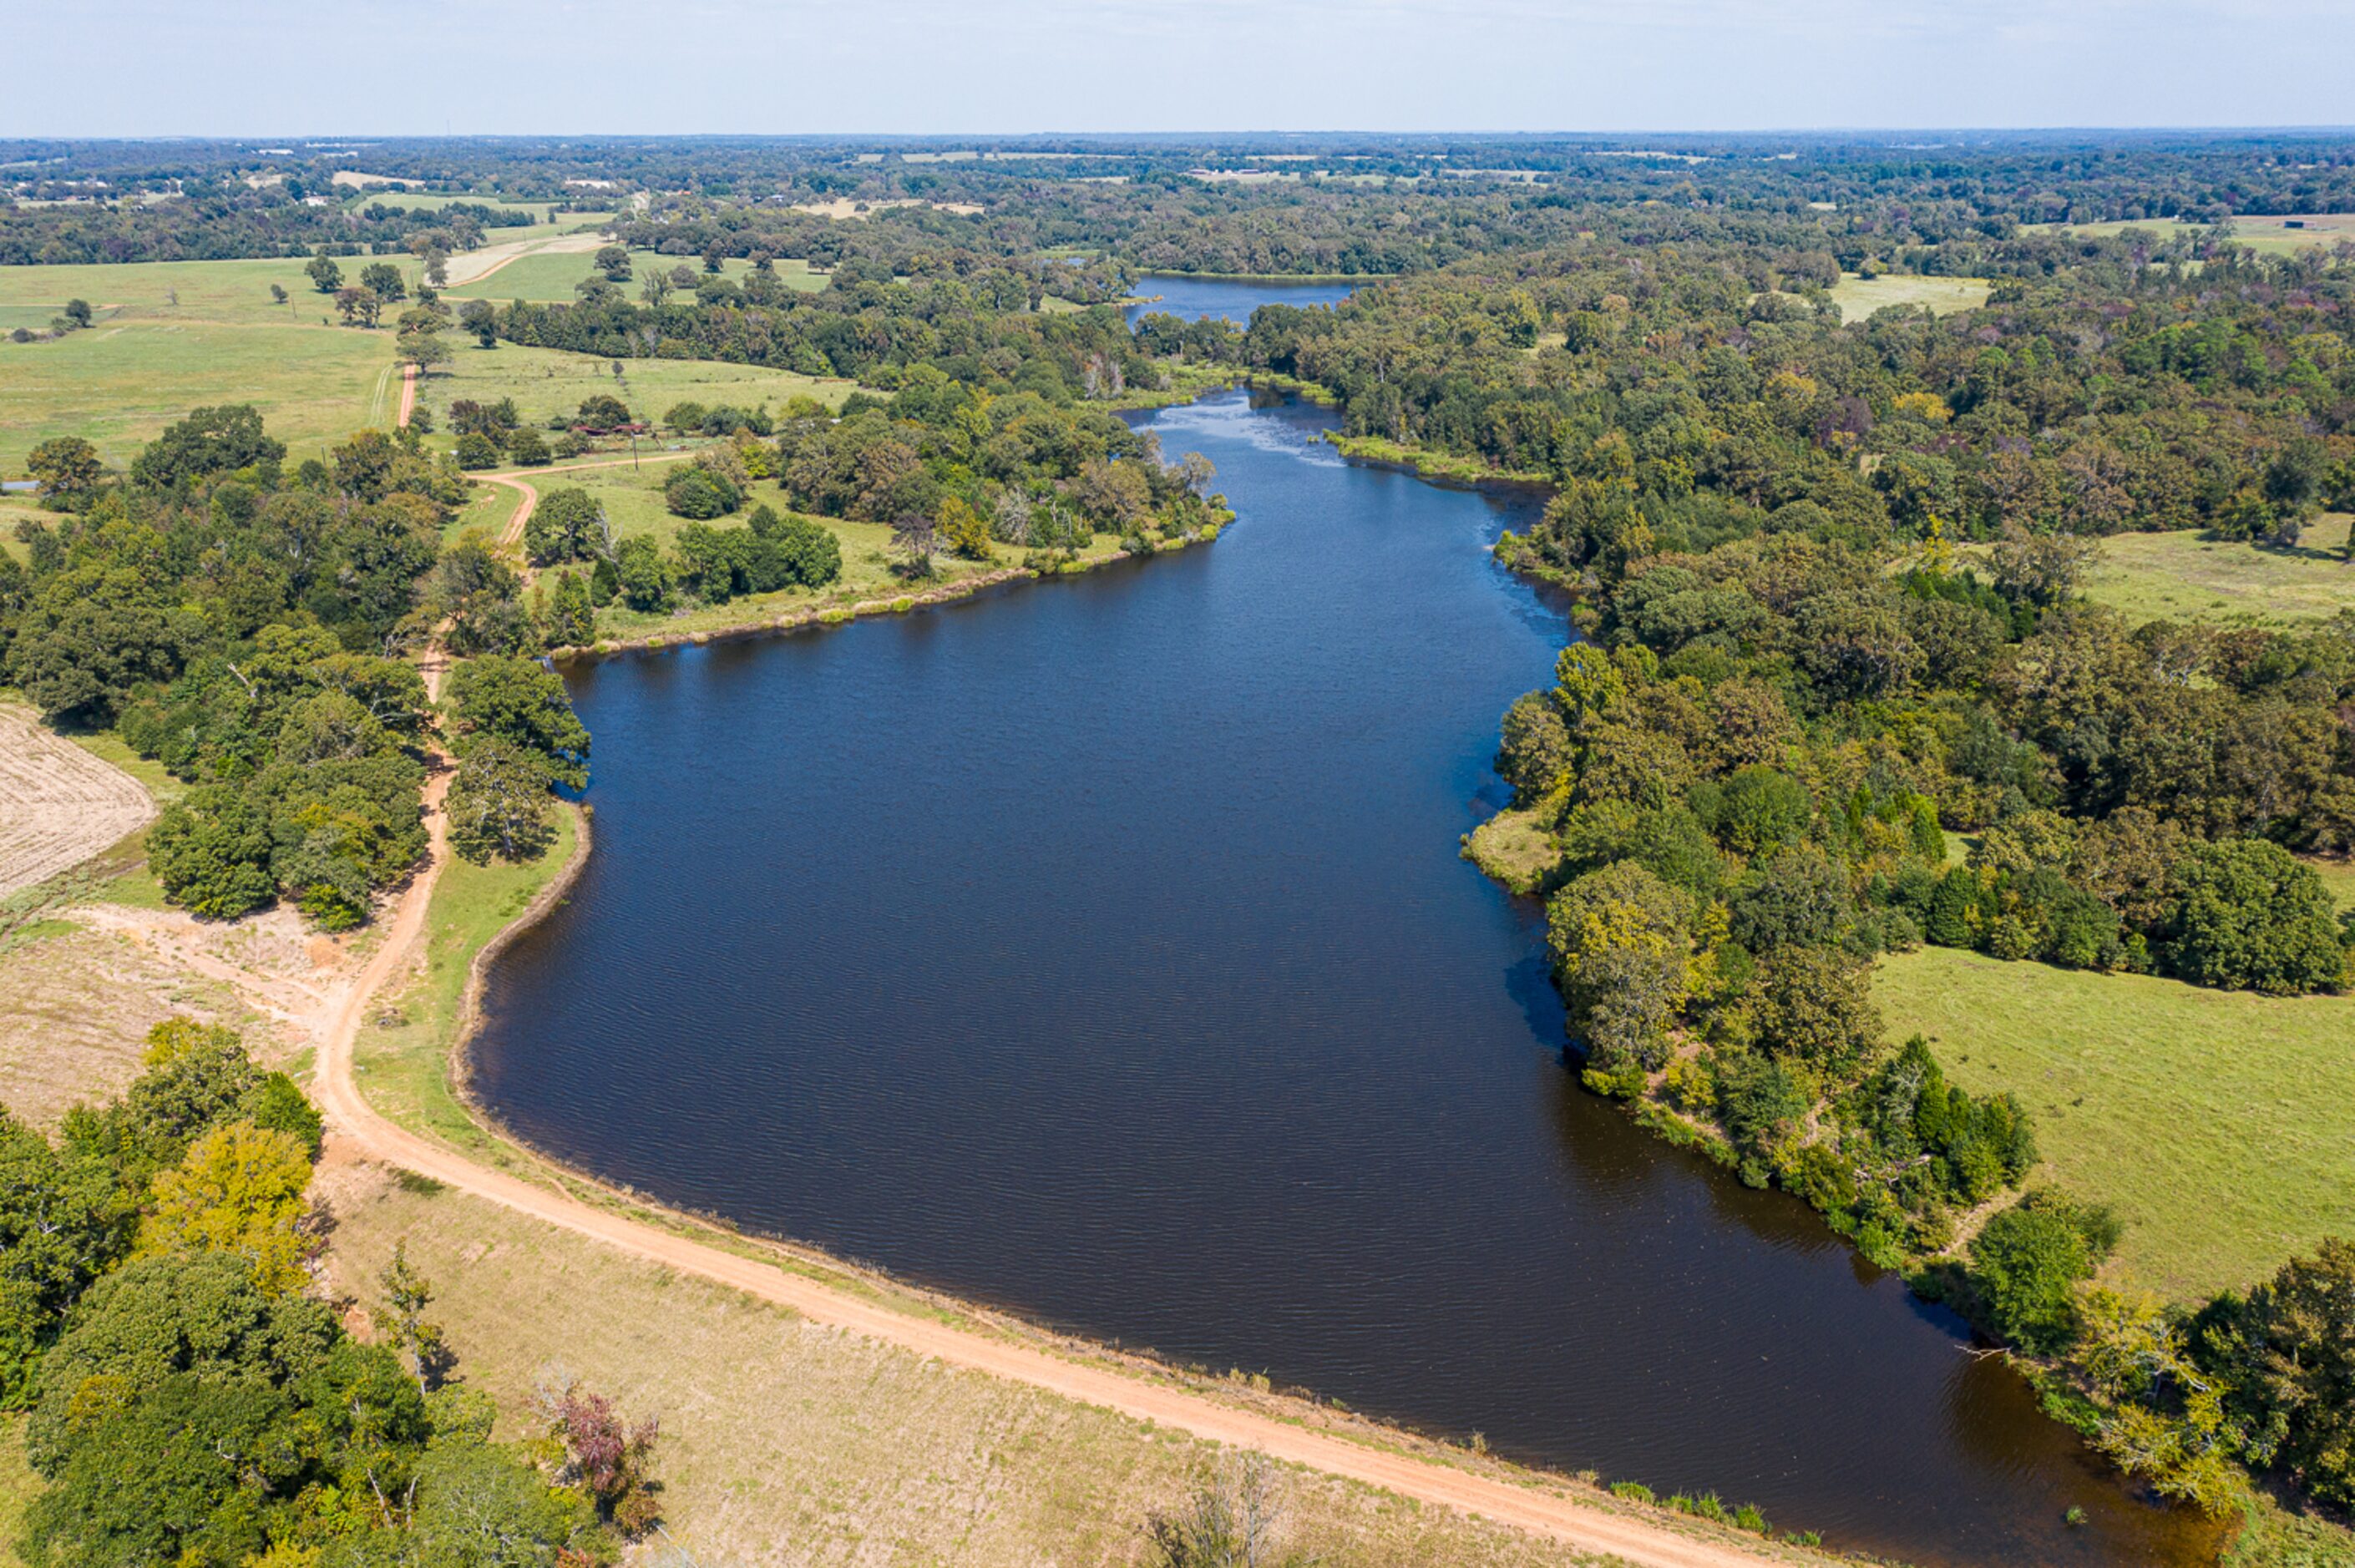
{"left": 473, "top": 294, "right": 2214, "bottom": 1565}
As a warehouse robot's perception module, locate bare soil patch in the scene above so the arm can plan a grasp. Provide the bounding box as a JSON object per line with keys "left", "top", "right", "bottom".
{"left": 0, "top": 706, "right": 155, "bottom": 899}
{"left": 791, "top": 197, "right": 983, "bottom": 220}
{"left": 0, "top": 903, "right": 323, "bottom": 1130}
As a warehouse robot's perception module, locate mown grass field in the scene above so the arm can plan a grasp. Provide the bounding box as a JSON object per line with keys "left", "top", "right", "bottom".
{"left": 1828, "top": 273, "right": 1990, "bottom": 320}
{"left": 2073, "top": 517, "right": 2355, "bottom": 625}
{"left": 0, "top": 254, "right": 399, "bottom": 472}
{"left": 1875, "top": 944, "right": 2355, "bottom": 1303}
{"left": 1, "top": 321, "right": 391, "bottom": 473}
{"left": 414, "top": 341, "right": 848, "bottom": 445}
{"left": 443, "top": 247, "right": 826, "bottom": 303}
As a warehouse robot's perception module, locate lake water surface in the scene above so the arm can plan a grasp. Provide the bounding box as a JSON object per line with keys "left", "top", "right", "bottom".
{"left": 1126, "top": 272, "right": 1356, "bottom": 324}
{"left": 474, "top": 286, "right": 2212, "bottom": 1566}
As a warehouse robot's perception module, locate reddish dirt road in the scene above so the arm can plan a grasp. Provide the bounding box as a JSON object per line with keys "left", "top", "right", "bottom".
{"left": 475, "top": 451, "right": 697, "bottom": 557}
{"left": 396, "top": 363, "right": 418, "bottom": 428}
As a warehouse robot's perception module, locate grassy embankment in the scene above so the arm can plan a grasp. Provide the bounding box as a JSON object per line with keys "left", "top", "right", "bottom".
{"left": 458, "top": 452, "right": 1143, "bottom": 649}
{"left": 1327, "top": 431, "right": 1552, "bottom": 486}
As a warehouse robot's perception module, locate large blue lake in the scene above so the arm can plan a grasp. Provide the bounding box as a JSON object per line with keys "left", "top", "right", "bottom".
{"left": 473, "top": 286, "right": 2210, "bottom": 1566}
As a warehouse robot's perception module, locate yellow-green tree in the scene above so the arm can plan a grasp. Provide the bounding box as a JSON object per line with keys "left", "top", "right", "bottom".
{"left": 937, "top": 496, "right": 994, "bottom": 560}
{"left": 136, "top": 1122, "right": 312, "bottom": 1296}
{"left": 1547, "top": 860, "right": 1697, "bottom": 1086}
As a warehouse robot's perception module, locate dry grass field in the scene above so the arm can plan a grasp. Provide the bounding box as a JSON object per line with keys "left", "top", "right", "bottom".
{"left": 312, "top": 1166, "right": 1632, "bottom": 1568}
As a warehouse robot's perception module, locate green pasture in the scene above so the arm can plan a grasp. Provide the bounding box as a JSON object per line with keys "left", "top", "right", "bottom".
{"left": 0, "top": 320, "right": 391, "bottom": 473}
{"left": 1876, "top": 945, "right": 2355, "bottom": 1303}
{"left": 0, "top": 245, "right": 855, "bottom": 478}
{"left": 2071, "top": 518, "right": 2355, "bottom": 626}
{"left": 443, "top": 249, "right": 826, "bottom": 304}
{"left": 342, "top": 191, "right": 615, "bottom": 245}
{"left": 0, "top": 255, "right": 336, "bottom": 326}
{"left": 1828, "top": 274, "right": 1989, "bottom": 321}
{"left": 2308, "top": 855, "right": 2355, "bottom": 916}
{"left": 413, "top": 341, "right": 849, "bottom": 446}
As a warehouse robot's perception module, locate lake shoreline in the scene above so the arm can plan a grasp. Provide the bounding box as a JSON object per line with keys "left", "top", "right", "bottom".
{"left": 547, "top": 529, "right": 1225, "bottom": 667}
{"left": 464, "top": 381, "right": 2211, "bottom": 1566}
{"left": 390, "top": 757, "right": 1829, "bottom": 1568}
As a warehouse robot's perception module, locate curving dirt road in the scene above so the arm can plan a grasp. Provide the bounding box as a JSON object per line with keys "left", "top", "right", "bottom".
{"left": 441, "top": 230, "right": 609, "bottom": 290}
{"left": 475, "top": 451, "right": 698, "bottom": 557}
{"left": 397, "top": 364, "right": 418, "bottom": 429}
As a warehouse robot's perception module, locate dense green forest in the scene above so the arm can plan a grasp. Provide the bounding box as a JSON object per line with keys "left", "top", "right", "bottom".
{"left": 1233, "top": 228, "right": 2355, "bottom": 1516}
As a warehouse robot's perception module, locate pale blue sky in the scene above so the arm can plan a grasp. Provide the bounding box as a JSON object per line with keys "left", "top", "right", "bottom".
{"left": 14, "top": 0, "right": 2355, "bottom": 136}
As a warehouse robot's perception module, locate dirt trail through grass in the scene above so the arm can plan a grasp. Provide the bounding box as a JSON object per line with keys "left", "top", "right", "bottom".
{"left": 475, "top": 452, "right": 698, "bottom": 564}
{"left": 0, "top": 706, "right": 154, "bottom": 898}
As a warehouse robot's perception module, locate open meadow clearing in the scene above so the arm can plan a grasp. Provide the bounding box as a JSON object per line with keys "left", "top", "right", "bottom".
{"left": 0, "top": 250, "right": 849, "bottom": 477}
{"left": 1827, "top": 273, "right": 1990, "bottom": 319}
{"left": 2071, "top": 515, "right": 2355, "bottom": 625}
{"left": 416, "top": 341, "right": 850, "bottom": 442}
{"left": 0, "top": 320, "right": 391, "bottom": 473}
{"left": 1876, "top": 944, "right": 2355, "bottom": 1302}
{"left": 0, "top": 255, "right": 397, "bottom": 470}
{"left": 2028, "top": 212, "right": 2355, "bottom": 255}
